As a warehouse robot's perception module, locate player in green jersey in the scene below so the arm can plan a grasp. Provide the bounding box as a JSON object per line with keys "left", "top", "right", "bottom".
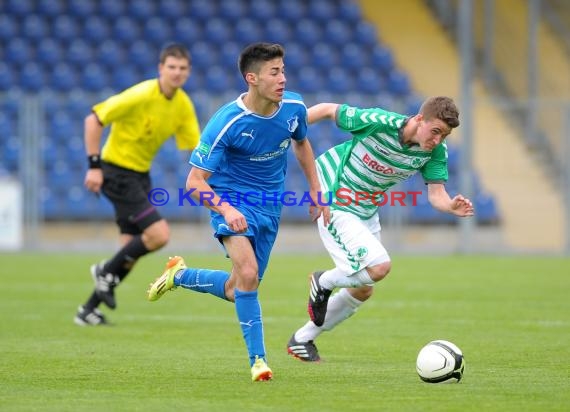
{"left": 287, "top": 96, "right": 474, "bottom": 361}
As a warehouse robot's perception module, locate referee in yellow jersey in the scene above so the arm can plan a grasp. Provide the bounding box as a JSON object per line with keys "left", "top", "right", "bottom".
{"left": 74, "top": 43, "right": 201, "bottom": 326}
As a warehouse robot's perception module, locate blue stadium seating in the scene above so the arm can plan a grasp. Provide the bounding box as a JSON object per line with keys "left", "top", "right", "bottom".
{"left": 0, "top": 0, "right": 498, "bottom": 224}
{"left": 0, "top": 15, "right": 18, "bottom": 42}
{"left": 20, "top": 63, "right": 46, "bottom": 92}
{"left": 52, "top": 15, "right": 80, "bottom": 44}
{"left": 234, "top": 19, "right": 264, "bottom": 46}
{"left": 37, "top": 39, "right": 64, "bottom": 67}
{"left": 5, "top": 38, "right": 33, "bottom": 66}
{"left": 67, "top": 0, "right": 96, "bottom": 19}
{"left": 158, "top": 0, "right": 187, "bottom": 19}
{"left": 143, "top": 17, "right": 172, "bottom": 46}
{"left": 128, "top": 0, "right": 156, "bottom": 22}
{"left": 51, "top": 63, "right": 78, "bottom": 92}
{"left": 37, "top": 0, "right": 65, "bottom": 17}
{"left": 22, "top": 15, "right": 49, "bottom": 41}
{"left": 250, "top": 0, "right": 277, "bottom": 20}
{"left": 0, "top": 63, "right": 15, "bottom": 92}
{"left": 83, "top": 17, "right": 111, "bottom": 46}
{"left": 264, "top": 19, "right": 293, "bottom": 45}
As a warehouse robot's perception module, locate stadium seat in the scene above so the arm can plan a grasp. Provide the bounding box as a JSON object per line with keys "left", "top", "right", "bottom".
{"left": 5, "top": 38, "right": 33, "bottom": 66}
{"left": 174, "top": 18, "right": 202, "bottom": 44}
{"left": 50, "top": 63, "right": 78, "bottom": 92}
{"left": 0, "top": 113, "right": 15, "bottom": 139}
{"left": 128, "top": 0, "right": 156, "bottom": 22}
{"left": 158, "top": 0, "right": 187, "bottom": 19}
{"left": 356, "top": 67, "right": 384, "bottom": 95}
{"left": 112, "top": 67, "right": 141, "bottom": 92}
{"left": 191, "top": 41, "right": 218, "bottom": 69}
{"left": 4, "top": 0, "right": 33, "bottom": 18}
{"left": 0, "top": 15, "right": 18, "bottom": 42}
{"left": 312, "top": 43, "right": 339, "bottom": 70}
{"left": 340, "top": 43, "right": 369, "bottom": 71}
{"left": 97, "top": 40, "right": 124, "bottom": 68}
{"left": 204, "top": 18, "right": 232, "bottom": 44}
{"left": 52, "top": 15, "right": 79, "bottom": 44}
{"left": 354, "top": 22, "right": 379, "bottom": 48}
{"left": 218, "top": 0, "right": 247, "bottom": 20}
{"left": 64, "top": 90, "right": 96, "bottom": 118}
{"left": 20, "top": 63, "right": 45, "bottom": 93}
{"left": 324, "top": 21, "right": 353, "bottom": 46}
{"left": 83, "top": 17, "right": 111, "bottom": 46}
{"left": 188, "top": 0, "right": 218, "bottom": 21}
{"left": 283, "top": 43, "right": 308, "bottom": 71}
{"left": 264, "top": 19, "right": 293, "bottom": 45}
{"left": 37, "top": 39, "right": 64, "bottom": 67}
{"left": 338, "top": 1, "right": 363, "bottom": 25}
{"left": 387, "top": 70, "right": 411, "bottom": 97}
{"left": 204, "top": 66, "right": 231, "bottom": 93}
{"left": 129, "top": 41, "right": 155, "bottom": 69}
{"left": 475, "top": 192, "right": 500, "bottom": 224}
{"left": 37, "top": 0, "right": 65, "bottom": 18}
{"left": 22, "top": 15, "right": 49, "bottom": 41}
{"left": 370, "top": 45, "right": 395, "bottom": 75}
{"left": 67, "top": 0, "right": 97, "bottom": 19}
{"left": 295, "top": 19, "right": 323, "bottom": 47}
{"left": 297, "top": 67, "right": 323, "bottom": 94}
{"left": 112, "top": 17, "right": 141, "bottom": 45}
{"left": 49, "top": 111, "right": 77, "bottom": 143}
{"left": 307, "top": 0, "right": 337, "bottom": 23}
{"left": 98, "top": 0, "right": 126, "bottom": 20}
{"left": 234, "top": 19, "right": 263, "bottom": 46}
{"left": 327, "top": 67, "right": 353, "bottom": 94}
{"left": 249, "top": 0, "right": 276, "bottom": 20}
{"left": 67, "top": 40, "right": 94, "bottom": 68}
{"left": 219, "top": 42, "right": 241, "bottom": 69}
{"left": 0, "top": 63, "right": 15, "bottom": 92}
{"left": 278, "top": 0, "right": 306, "bottom": 23}
{"left": 143, "top": 17, "right": 172, "bottom": 46}
{"left": 81, "top": 64, "right": 109, "bottom": 92}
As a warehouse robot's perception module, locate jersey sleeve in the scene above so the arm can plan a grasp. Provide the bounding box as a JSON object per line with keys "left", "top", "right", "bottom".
{"left": 92, "top": 85, "right": 146, "bottom": 126}
{"left": 189, "top": 121, "right": 227, "bottom": 173}
{"left": 291, "top": 104, "right": 308, "bottom": 142}
{"left": 420, "top": 142, "right": 449, "bottom": 183}
{"left": 174, "top": 97, "right": 201, "bottom": 151}
{"left": 335, "top": 104, "right": 406, "bottom": 136}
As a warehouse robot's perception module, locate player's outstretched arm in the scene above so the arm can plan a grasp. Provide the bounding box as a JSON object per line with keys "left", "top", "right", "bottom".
{"left": 427, "top": 183, "right": 474, "bottom": 217}
{"left": 307, "top": 103, "right": 339, "bottom": 124}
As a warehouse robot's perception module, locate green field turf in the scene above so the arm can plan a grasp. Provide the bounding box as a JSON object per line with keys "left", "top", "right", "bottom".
{"left": 0, "top": 253, "right": 568, "bottom": 411}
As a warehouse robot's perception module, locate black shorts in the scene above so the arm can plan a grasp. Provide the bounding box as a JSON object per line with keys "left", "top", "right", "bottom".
{"left": 101, "top": 161, "right": 163, "bottom": 235}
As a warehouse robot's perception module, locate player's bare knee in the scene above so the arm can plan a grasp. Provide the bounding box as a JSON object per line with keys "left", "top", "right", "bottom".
{"left": 348, "top": 285, "right": 374, "bottom": 301}
{"left": 367, "top": 261, "right": 391, "bottom": 282}
{"left": 235, "top": 266, "right": 259, "bottom": 291}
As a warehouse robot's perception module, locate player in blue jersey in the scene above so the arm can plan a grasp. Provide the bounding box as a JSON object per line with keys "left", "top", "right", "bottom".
{"left": 146, "top": 43, "right": 330, "bottom": 381}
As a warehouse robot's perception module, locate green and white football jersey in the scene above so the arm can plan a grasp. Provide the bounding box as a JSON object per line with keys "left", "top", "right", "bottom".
{"left": 316, "top": 104, "right": 448, "bottom": 219}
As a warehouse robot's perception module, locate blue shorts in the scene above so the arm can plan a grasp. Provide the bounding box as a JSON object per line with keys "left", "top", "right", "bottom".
{"left": 210, "top": 208, "right": 280, "bottom": 279}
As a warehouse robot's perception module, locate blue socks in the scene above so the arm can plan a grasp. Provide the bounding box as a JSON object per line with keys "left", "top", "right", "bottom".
{"left": 234, "top": 289, "right": 266, "bottom": 366}
{"left": 173, "top": 268, "right": 266, "bottom": 366}
{"left": 173, "top": 268, "right": 229, "bottom": 300}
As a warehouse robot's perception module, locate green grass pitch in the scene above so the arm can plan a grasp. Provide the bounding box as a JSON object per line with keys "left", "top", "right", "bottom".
{"left": 1, "top": 253, "right": 569, "bottom": 411}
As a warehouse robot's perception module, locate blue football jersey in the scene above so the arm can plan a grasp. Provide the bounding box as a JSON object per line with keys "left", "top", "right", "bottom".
{"left": 190, "top": 91, "right": 308, "bottom": 216}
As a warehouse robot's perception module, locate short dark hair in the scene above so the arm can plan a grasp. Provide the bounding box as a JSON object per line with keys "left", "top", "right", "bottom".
{"left": 238, "top": 43, "right": 285, "bottom": 79}
{"left": 420, "top": 96, "right": 460, "bottom": 128}
{"left": 159, "top": 43, "right": 191, "bottom": 64}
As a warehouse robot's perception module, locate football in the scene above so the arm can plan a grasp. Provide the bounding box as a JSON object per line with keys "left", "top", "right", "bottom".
{"left": 416, "top": 340, "right": 465, "bottom": 383}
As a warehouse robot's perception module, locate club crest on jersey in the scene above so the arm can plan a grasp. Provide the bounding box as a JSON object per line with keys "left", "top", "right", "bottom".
{"left": 287, "top": 116, "right": 299, "bottom": 133}
{"left": 412, "top": 158, "right": 422, "bottom": 167}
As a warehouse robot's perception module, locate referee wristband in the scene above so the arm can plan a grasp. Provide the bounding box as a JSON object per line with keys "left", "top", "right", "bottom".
{"left": 87, "top": 154, "right": 102, "bottom": 169}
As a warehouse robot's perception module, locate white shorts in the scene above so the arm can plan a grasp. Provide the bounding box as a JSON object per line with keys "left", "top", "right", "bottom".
{"left": 318, "top": 210, "right": 391, "bottom": 275}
